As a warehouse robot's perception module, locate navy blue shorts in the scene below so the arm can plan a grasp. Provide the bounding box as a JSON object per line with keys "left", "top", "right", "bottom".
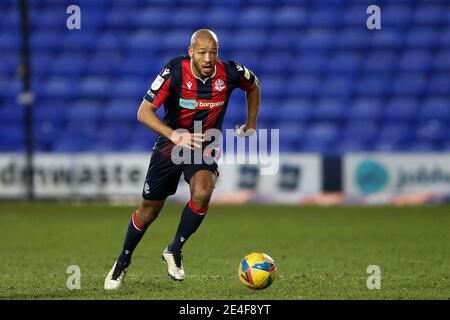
{"left": 142, "top": 149, "right": 219, "bottom": 201}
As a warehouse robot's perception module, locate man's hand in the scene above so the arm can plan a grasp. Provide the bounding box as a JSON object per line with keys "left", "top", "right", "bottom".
{"left": 170, "top": 131, "right": 205, "bottom": 150}
{"left": 235, "top": 124, "right": 256, "bottom": 137}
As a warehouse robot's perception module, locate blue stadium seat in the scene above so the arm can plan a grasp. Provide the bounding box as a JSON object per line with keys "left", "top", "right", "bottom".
{"left": 79, "top": 77, "right": 111, "bottom": 97}
{"left": 34, "top": 122, "right": 64, "bottom": 152}
{"left": 313, "top": 99, "right": 347, "bottom": 121}
{"left": 52, "top": 54, "right": 88, "bottom": 77}
{"left": 378, "top": 123, "right": 413, "bottom": 144}
{"left": 232, "top": 31, "right": 267, "bottom": 51}
{"left": 419, "top": 98, "right": 450, "bottom": 121}
{"left": 343, "top": 5, "right": 366, "bottom": 26}
{"left": 406, "top": 28, "right": 440, "bottom": 48}
{"left": 31, "top": 53, "right": 55, "bottom": 77}
{"left": 0, "top": 126, "right": 24, "bottom": 152}
{"left": 382, "top": 4, "right": 413, "bottom": 28}
{"left": 337, "top": 29, "right": 371, "bottom": 49}
{"left": 348, "top": 98, "right": 382, "bottom": 121}
{"left": 392, "top": 74, "right": 426, "bottom": 96}
{"left": 1, "top": 7, "right": 19, "bottom": 30}
{"left": 441, "top": 27, "right": 450, "bottom": 47}
{"left": 266, "top": 31, "right": 298, "bottom": 51}
{"left": 0, "top": 31, "right": 20, "bottom": 51}
{"left": 119, "top": 54, "right": 159, "bottom": 76}
{"left": 327, "top": 52, "right": 362, "bottom": 74}
{"left": 297, "top": 30, "right": 336, "bottom": 50}
{"left": 278, "top": 123, "right": 307, "bottom": 152}
{"left": 162, "top": 30, "right": 192, "bottom": 51}
{"left": 89, "top": 52, "right": 123, "bottom": 76}
{"left": 355, "top": 76, "right": 389, "bottom": 97}
{"left": 383, "top": 98, "right": 418, "bottom": 121}
{"left": 0, "top": 54, "right": 19, "bottom": 77}
{"left": 413, "top": 4, "right": 446, "bottom": 26}
{"left": 31, "top": 8, "right": 66, "bottom": 29}
{"left": 398, "top": 50, "right": 432, "bottom": 72}
{"left": 134, "top": 8, "right": 171, "bottom": 28}
{"left": 206, "top": 9, "right": 235, "bottom": 29}
{"left": 415, "top": 121, "right": 447, "bottom": 144}
{"left": 407, "top": 141, "right": 437, "bottom": 152}
{"left": 111, "top": 78, "right": 147, "bottom": 98}
{"left": 372, "top": 140, "right": 405, "bottom": 152}
{"left": 342, "top": 121, "right": 378, "bottom": 143}
{"left": 171, "top": 9, "right": 205, "bottom": 29}
{"left": 321, "top": 77, "right": 353, "bottom": 98}
{"left": 61, "top": 32, "right": 98, "bottom": 51}
{"left": 127, "top": 31, "right": 162, "bottom": 53}
{"left": 334, "top": 140, "right": 369, "bottom": 153}
{"left": 306, "top": 123, "right": 339, "bottom": 145}
{"left": 371, "top": 30, "right": 404, "bottom": 49}
{"left": 364, "top": 51, "right": 397, "bottom": 73}
{"left": 293, "top": 54, "right": 327, "bottom": 74}
{"left": 434, "top": 50, "right": 450, "bottom": 71}
{"left": 31, "top": 31, "right": 61, "bottom": 51}
{"left": 237, "top": 8, "right": 273, "bottom": 29}
{"left": 427, "top": 74, "right": 450, "bottom": 96}
{"left": 287, "top": 75, "right": 320, "bottom": 98}
{"left": 103, "top": 100, "right": 139, "bottom": 123}
{"left": 277, "top": 99, "right": 313, "bottom": 122}
{"left": 66, "top": 101, "right": 102, "bottom": 123}
{"left": 309, "top": 9, "right": 340, "bottom": 27}
{"left": 0, "top": 78, "right": 20, "bottom": 99}
{"left": 105, "top": 8, "right": 134, "bottom": 29}
{"left": 273, "top": 7, "right": 307, "bottom": 29}
{"left": 260, "top": 76, "right": 285, "bottom": 100}
{"left": 0, "top": 105, "right": 24, "bottom": 125}
{"left": 260, "top": 54, "right": 295, "bottom": 74}
{"left": 32, "top": 103, "right": 68, "bottom": 123}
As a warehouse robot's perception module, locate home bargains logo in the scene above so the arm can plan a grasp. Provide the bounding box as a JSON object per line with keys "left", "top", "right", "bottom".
{"left": 179, "top": 98, "right": 225, "bottom": 110}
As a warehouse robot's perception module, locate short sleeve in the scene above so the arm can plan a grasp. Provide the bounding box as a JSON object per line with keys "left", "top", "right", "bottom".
{"left": 143, "top": 62, "right": 173, "bottom": 108}
{"left": 229, "top": 61, "right": 257, "bottom": 91}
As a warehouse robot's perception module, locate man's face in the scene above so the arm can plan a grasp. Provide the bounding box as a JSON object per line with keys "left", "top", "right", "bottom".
{"left": 189, "top": 38, "right": 218, "bottom": 78}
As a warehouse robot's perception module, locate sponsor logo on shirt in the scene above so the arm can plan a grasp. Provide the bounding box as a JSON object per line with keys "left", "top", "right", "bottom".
{"left": 179, "top": 98, "right": 225, "bottom": 110}
{"left": 151, "top": 75, "right": 165, "bottom": 91}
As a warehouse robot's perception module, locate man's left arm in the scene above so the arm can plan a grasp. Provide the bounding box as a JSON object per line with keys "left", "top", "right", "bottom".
{"left": 234, "top": 63, "right": 261, "bottom": 137}
{"left": 244, "top": 76, "right": 260, "bottom": 131}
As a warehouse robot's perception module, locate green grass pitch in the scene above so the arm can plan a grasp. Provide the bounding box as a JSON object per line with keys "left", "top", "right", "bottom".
{"left": 0, "top": 202, "right": 449, "bottom": 300}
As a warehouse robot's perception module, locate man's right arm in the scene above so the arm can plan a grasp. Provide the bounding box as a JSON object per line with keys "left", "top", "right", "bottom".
{"left": 137, "top": 99, "right": 204, "bottom": 150}
{"left": 137, "top": 99, "right": 173, "bottom": 140}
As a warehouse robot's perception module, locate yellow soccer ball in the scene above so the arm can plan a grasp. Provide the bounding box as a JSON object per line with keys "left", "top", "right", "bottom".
{"left": 238, "top": 252, "right": 277, "bottom": 290}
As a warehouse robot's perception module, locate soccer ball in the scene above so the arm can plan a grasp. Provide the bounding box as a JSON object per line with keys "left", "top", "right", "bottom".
{"left": 238, "top": 252, "right": 277, "bottom": 290}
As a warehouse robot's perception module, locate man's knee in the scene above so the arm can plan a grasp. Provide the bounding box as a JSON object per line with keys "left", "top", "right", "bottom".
{"left": 191, "top": 187, "right": 214, "bottom": 206}
{"left": 138, "top": 199, "right": 165, "bottom": 224}
{"left": 189, "top": 170, "right": 217, "bottom": 208}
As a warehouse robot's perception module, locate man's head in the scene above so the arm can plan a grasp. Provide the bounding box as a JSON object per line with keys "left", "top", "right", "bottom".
{"left": 188, "top": 29, "right": 219, "bottom": 79}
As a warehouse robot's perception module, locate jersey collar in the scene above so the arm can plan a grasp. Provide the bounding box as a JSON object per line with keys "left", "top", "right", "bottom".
{"left": 190, "top": 59, "right": 216, "bottom": 84}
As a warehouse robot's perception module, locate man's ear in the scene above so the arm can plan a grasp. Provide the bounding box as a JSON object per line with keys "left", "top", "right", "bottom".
{"left": 188, "top": 47, "right": 193, "bottom": 58}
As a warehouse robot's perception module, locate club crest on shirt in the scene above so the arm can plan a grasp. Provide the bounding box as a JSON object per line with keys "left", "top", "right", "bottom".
{"left": 214, "top": 79, "right": 225, "bottom": 91}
